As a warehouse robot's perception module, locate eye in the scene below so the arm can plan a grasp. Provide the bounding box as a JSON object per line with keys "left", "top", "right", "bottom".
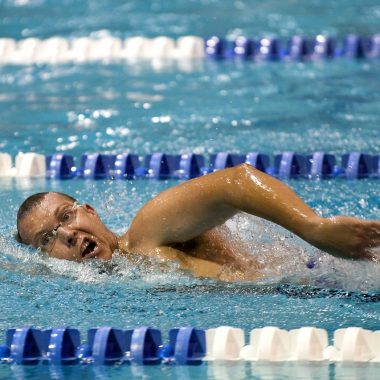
{"left": 60, "top": 209, "right": 74, "bottom": 223}
{"left": 41, "top": 231, "right": 54, "bottom": 247}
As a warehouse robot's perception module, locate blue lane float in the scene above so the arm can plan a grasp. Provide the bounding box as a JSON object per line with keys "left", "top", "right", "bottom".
{"left": 371, "top": 34, "right": 380, "bottom": 58}
{"left": 342, "top": 34, "right": 368, "bottom": 59}
{"left": 245, "top": 153, "right": 271, "bottom": 173}
{"left": 4, "top": 327, "right": 47, "bottom": 365}
{"left": 178, "top": 153, "right": 205, "bottom": 179}
{"left": 312, "top": 35, "right": 336, "bottom": 59}
{"left": 287, "top": 36, "right": 313, "bottom": 60}
{"left": 112, "top": 153, "right": 140, "bottom": 179}
{"left": 233, "top": 36, "right": 255, "bottom": 59}
{"left": 305, "top": 152, "right": 336, "bottom": 179}
{"left": 45, "top": 327, "right": 80, "bottom": 364}
{"left": 162, "top": 327, "right": 206, "bottom": 365}
{"left": 258, "top": 37, "right": 282, "bottom": 61}
{"left": 1, "top": 151, "right": 380, "bottom": 180}
{"left": 87, "top": 327, "right": 129, "bottom": 365}
{"left": 130, "top": 327, "right": 162, "bottom": 365}
{"left": 205, "top": 36, "right": 227, "bottom": 59}
{"left": 46, "top": 154, "right": 76, "bottom": 179}
{"left": 274, "top": 152, "right": 306, "bottom": 179}
{"left": 341, "top": 152, "right": 374, "bottom": 179}
{"left": 80, "top": 153, "right": 116, "bottom": 180}
{"left": 373, "top": 155, "right": 380, "bottom": 178}
{"left": 210, "top": 152, "right": 245, "bottom": 171}
{"left": 145, "top": 153, "right": 180, "bottom": 180}
{"left": 205, "top": 34, "right": 380, "bottom": 61}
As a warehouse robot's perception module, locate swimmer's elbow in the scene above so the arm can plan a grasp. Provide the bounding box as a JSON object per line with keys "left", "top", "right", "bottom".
{"left": 231, "top": 163, "right": 268, "bottom": 183}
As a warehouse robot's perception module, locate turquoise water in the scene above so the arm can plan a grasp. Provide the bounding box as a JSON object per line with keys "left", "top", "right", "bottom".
{"left": 1, "top": 0, "right": 380, "bottom": 39}
{"left": 0, "top": 361, "right": 379, "bottom": 380}
{"left": 0, "top": 0, "right": 380, "bottom": 379}
{"left": 1, "top": 60, "right": 380, "bottom": 156}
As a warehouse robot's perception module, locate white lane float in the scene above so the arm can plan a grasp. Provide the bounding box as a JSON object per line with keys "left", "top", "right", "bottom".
{"left": 0, "top": 153, "right": 12, "bottom": 176}
{"left": 15, "top": 153, "right": 46, "bottom": 178}
{"left": 324, "top": 327, "right": 380, "bottom": 362}
{"left": 205, "top": 326, "right": 245, "bottom": 361}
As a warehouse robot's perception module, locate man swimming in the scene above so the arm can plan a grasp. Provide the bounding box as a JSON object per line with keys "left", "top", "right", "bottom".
{"left": 16, "top": 164, "right": 380, "bottom": 281}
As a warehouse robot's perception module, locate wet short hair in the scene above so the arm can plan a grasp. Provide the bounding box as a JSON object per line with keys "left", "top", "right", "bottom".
{"left": 16, "top": 192, "right": 76, "bottom": 244}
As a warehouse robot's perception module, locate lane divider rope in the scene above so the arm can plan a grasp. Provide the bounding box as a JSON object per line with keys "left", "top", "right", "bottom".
{"left": 0, "top": 34, "right": 379, "bottom": 64}
{"left": 0, "top": 151, "right": 379, "bottom": 180}
{"left": 0, "top": 326, "right": 378, "bottom": 365}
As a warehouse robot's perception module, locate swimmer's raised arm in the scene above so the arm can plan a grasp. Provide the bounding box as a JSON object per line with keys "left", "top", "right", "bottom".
{"left": 127, "top": 164, "right": 380, "bottom": 261}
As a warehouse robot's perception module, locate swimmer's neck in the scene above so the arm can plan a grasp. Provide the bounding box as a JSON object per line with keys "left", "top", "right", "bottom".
{"left": 116, "top": 231, "right": 156, "bottom": 261}
{"left": 116, "top": 231, "right": 133, "bottom": 257}
{"left": 116, "top": 231, "right": 178, "bottom": 261}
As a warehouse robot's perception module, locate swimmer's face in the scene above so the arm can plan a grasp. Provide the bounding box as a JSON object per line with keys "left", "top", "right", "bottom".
{"left": 18, "top": 193, "right": 117, "bottom": 261}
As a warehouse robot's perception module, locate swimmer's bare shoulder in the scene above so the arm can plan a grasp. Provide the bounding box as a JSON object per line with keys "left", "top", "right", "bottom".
{"left": 119, "top": 165, "right": 255, "bottom": 279}
{"left": 120, "top": 227, "right": 261, "bottom": 281}
{"left": 118, "top": 164, "right": 380, "bottom": 280}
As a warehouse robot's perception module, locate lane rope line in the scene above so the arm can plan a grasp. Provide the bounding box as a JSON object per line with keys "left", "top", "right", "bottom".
{"left": 0, "top": 151, "right": 378, "bottom": 179}
{"left": 0, "top": 34, "right": 379, "bottom": 64}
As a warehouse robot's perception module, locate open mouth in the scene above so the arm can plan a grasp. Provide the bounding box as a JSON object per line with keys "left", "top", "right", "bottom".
{"left": 81, "top": 239, "right": 98, "bottom": 259}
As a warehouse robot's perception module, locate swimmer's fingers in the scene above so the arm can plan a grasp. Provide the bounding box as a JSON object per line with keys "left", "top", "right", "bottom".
{"left": 360, "top": 249, "right": 378, "bottom": 261}
{"left": 367, "top": 223, "right": 380, "bottom": 239}
{"left": 360, "top": 220, "right": 380, "bottom": 233}
{"left": 358, "top": 223, "right": 380, "bottom": 261}
{"left": 315, "top": 217, "right": 380, "bottom": 261}
{"left": 362, "top": 248, "right": 380, "bottom": 263}
{"left": 348, "top": 247, "right": 375, "bottom": 261}
{"left": 362, "top": 227, "right": 380, "bottom": 262}
{"left": 360, "top": 222, "right": 380, "bottom": 251}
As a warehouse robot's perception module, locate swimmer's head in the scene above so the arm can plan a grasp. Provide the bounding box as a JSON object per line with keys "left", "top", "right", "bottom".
{"left": 16, "top": 192, "right": 118, "bottom": 261}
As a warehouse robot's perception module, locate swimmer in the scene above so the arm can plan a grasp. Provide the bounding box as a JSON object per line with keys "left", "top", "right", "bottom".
{"left": 15, "top": 164, "right": 380, "bottom": 281}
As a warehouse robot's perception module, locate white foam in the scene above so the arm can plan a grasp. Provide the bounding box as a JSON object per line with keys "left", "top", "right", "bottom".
{"left": 0, "top": 233, "right": 198, "bottom": 286}
{"left": 226, "top": 213, "right": 380, "bottom": 290}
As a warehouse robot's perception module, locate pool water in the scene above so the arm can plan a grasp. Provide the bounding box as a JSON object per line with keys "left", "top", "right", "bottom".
{"left": 0, "top": 0, "right": 379, "bottom": 379}
{"left": 1, "top": 60, "right": 380, "bottom": 156}
{"left": 1, "top": 0, "right": 380, "bottom": 40}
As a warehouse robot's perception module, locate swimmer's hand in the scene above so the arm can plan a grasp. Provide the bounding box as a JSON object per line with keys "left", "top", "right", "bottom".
{"left": 311, "top": 216, "right": 380, "bottom": 261}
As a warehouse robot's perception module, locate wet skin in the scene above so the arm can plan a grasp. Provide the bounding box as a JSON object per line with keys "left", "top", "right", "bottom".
{"left": 18, "top": 165, "right": 380, "bottom": 281}
{"left": 18, "top": 193, "right": 118, "bottom": 261}
{"left": 18, "top": 193, "right": 257, "bottom": 280}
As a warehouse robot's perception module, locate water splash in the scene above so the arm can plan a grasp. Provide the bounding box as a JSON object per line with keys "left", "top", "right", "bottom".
{"left": 226, "top": 214, "right": 380, "bottom": 291}
{"left": 1, "top": 212, "right": 379, "bottom": 291}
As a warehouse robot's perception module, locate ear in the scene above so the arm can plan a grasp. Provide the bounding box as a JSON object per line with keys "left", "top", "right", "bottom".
{"left": 82, "top": 203, "right": 98, "bottom": 216}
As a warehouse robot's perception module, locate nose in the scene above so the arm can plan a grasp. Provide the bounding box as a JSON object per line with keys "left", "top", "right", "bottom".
{"left": 57, "top": 225, "right": 77, "bottom": 247}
